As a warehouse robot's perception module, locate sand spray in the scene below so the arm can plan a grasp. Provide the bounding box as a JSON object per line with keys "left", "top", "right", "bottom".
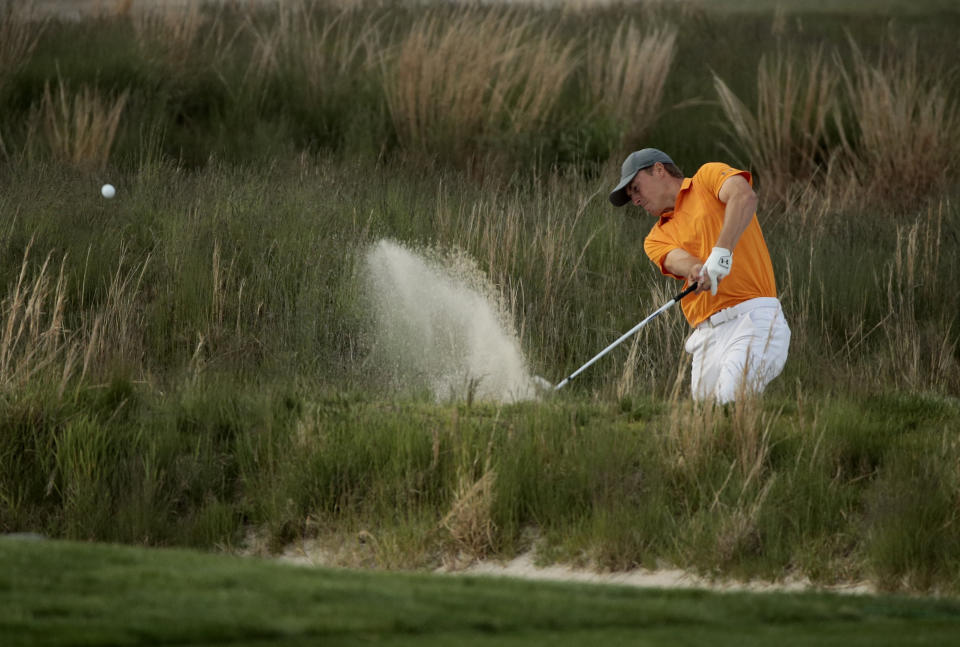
{"left": 363, "top": 240, "right": 538, "bottom": 402}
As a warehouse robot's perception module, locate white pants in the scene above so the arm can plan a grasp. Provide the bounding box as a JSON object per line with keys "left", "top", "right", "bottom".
{"left": 684, "top": 298, "right": 791, "bottom": 404}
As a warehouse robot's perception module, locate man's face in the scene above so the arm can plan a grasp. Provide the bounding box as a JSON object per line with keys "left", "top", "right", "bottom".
{"left": 625, "top": 163, "right": 672, "bottom": 217}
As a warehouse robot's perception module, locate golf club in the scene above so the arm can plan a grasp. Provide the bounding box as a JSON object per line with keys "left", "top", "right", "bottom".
{"left": 543, "top": 282, "right": 698, "bottom": 391}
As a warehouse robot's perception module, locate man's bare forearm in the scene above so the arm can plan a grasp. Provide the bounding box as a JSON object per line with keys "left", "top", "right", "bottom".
{"left": 715, "top": 191, "right": 757, "bottom": 251}
{"left": 664, "top": 248, "right": 710, "bottom": 293}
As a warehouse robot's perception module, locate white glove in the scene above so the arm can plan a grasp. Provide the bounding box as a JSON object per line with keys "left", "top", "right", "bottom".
{"left": 701, "top": 247, "right": 732, "bottom": 296}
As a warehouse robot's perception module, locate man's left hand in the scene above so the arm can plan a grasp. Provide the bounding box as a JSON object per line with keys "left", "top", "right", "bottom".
{"left": 701, "top": 247, "right": 732, "bottom": 296}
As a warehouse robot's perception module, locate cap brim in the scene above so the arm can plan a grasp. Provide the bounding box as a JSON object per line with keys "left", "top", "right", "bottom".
{"left": 609, "top": 174, "right": 634, "bottom": 207}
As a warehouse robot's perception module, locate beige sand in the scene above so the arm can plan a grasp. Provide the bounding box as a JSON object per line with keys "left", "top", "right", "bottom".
{"left": 453, "top": 551, "right": 876, "bottom": 595}
{"left": 267, "top": 535, "right": 876, "bottom": 596}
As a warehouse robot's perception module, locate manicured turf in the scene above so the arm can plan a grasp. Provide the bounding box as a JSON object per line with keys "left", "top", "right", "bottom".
{"left": 2, "top": 538, "right": 959, "bottom": 646}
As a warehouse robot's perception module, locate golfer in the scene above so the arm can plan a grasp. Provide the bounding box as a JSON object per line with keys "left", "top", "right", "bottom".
{"left": 609, "top": 148, "right": 790, "bottom": 403}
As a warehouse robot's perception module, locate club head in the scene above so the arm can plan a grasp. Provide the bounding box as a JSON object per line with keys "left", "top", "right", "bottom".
{"left": 531, "top": 375, "right": 554, "bottom": 393}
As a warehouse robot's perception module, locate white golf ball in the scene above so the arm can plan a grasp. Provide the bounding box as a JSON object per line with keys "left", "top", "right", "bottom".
{"left": 101, "top": 184, "right": 116, "bottom": 199}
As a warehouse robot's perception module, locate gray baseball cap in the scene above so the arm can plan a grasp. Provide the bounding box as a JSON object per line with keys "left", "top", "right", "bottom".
{"left": 609, "top": 148, "right": 675, "bottom": 206}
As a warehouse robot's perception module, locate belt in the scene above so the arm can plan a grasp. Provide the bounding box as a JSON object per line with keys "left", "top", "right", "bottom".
{"left": 697, "top": 297, "right": 780, "bottom": 329}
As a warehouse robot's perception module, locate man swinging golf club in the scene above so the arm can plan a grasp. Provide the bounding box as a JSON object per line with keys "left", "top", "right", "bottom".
{"left": 609, "top": 148, "right": 790, "bottom": 403}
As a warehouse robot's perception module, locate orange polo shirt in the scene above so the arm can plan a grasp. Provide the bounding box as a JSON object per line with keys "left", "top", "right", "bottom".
{"left": 643, "top": 163, "right": 777, "bottom": 328}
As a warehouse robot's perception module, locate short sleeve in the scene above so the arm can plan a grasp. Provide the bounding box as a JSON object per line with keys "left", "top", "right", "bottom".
{"left": 644, "top": 226, "right": 683, "bottom": 279}
{"left": 697, "top": 163, "right": 752, "bottom": 199}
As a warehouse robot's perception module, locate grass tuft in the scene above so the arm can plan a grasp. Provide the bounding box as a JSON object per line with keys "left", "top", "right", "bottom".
{"left": 32, "top": 77, "right": 129, "bottom": 171}
{"left": 714, "top": 47, "right": 838, "bottom": 203}
{"left": 836, "top": 35, "right": 960, "bottom": 207}
{"left": 587, "top": 20, "right": 678, "bottom": 148}
{"left": 0, "top": 241, "right": 75, "bottom": 396}
{"left": 383, "top": 7, "right": 573, "bottom": 164}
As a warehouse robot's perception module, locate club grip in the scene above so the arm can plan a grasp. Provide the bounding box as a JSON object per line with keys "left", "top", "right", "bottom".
{"left": 674, "top": 282, "right": 698, "bottom": 301}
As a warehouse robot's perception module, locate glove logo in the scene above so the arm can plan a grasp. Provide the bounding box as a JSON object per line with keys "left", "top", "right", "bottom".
{"left": 719, "top": 257, "right": 731, "bottom": 269}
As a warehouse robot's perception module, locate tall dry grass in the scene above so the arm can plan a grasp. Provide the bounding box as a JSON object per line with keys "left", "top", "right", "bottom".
{"left": 881, "top": 203, "right": 958, "bottom": 390}
{"left": 33, "top": 78, "right": 129, "bottom": 171}
{"left": 836, "top": 37, "right": 960, "bottom": 206}
{"left": 440, "top": 463, "right": 497, "bottom": 563}
{"left": 0, "top": 3, "right": 46, "bottom": 85}
{"left": 714, "top": 38, "right": 959, "bottom": 209}
{"left": 79, "top": 247, "right": 150, "bottom": 378}
{"left": 131, "top": 2, "right": 232, "bottom": 75}
{"left": 242, "top": 2, "right": 382, "bottom": 105}
{"left": 624, "top": 280, "right": 693, "bottom": 398}
{"left": 0, "top": 2, "right": 47, "bottom": 159}
{"left": 587, "top": 21, "right": 677, "bottom": 147}
{"left": 288, "top": 5, "right": 382, "bottom": 101}
{"left": 0, "top": 237, "right": 156, "bottom": 397}
{"left": 434, "top": 179, "right": 601, "bottom": 361}
{"left": 0, "top": 241, "right": 74, "bottom": 396}
{"left": 713, "top": 48, "right": 838, "bottom": 204}
{"left": 383, "top": 8, "right": 574, "bottom": 159}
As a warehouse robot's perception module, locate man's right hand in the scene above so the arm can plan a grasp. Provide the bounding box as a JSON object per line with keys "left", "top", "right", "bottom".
{"left": 688, "top": 263, "right": 711, "bottom": 293}
{"left": 665, "top": 249, "right": 714, "bottom": 294}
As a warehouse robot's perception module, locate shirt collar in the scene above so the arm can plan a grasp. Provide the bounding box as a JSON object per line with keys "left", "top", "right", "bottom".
{"left": 658, "top": 177, "right": 692, "bottom": 223}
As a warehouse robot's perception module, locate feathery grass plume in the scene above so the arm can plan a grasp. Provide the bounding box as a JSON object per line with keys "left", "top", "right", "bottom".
{"left": 384, "top": 7, "right": 516, "bottom": 156}
{"left": 836, "top": 36, "right": 959, "bottom": 207}
{"left": 503, "top": 25, "right": 576, "bottom": 135}
{"left": 714, "top": 48, "right": 838, "bottom": 204}
{"left": 438, "top": 405, "right": 496, "bottom": 563}
{"left": 241, "top": 2, "right": 382, "bottom": 113}
{"left": 131, "top": 1, "right": 230, "bottom": 75}
{"left": 587, "top": 20, "right": 677, "bottom": 147}
{"left": 0, "top": 240, "right": 75, "bottom": 395}
{"left": 287, "top": 2, "right": 382, "bottom": 91}
{"left": 440, "top": 464, "right": 498, "bottom": 564}
{"left": 383, "top": 7, "right": 571, "bottom": 161}
{"left": 35, "top": 78, "right": 129, "bottom": 171}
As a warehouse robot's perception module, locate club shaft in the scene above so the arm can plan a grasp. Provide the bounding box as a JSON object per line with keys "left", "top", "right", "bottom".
{"left": 554, "top": 283, "right": 697, "bottom": 391}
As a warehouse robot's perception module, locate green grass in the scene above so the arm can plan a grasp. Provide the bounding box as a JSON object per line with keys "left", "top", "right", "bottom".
{"left": 3, "top": 381, "right": 959, "bottom": 592}
{"left": 3, "top": 537, "right": 960, "bottom": 646}
{"left": 1, "top": 151, "right": 958, "bottom": 590}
